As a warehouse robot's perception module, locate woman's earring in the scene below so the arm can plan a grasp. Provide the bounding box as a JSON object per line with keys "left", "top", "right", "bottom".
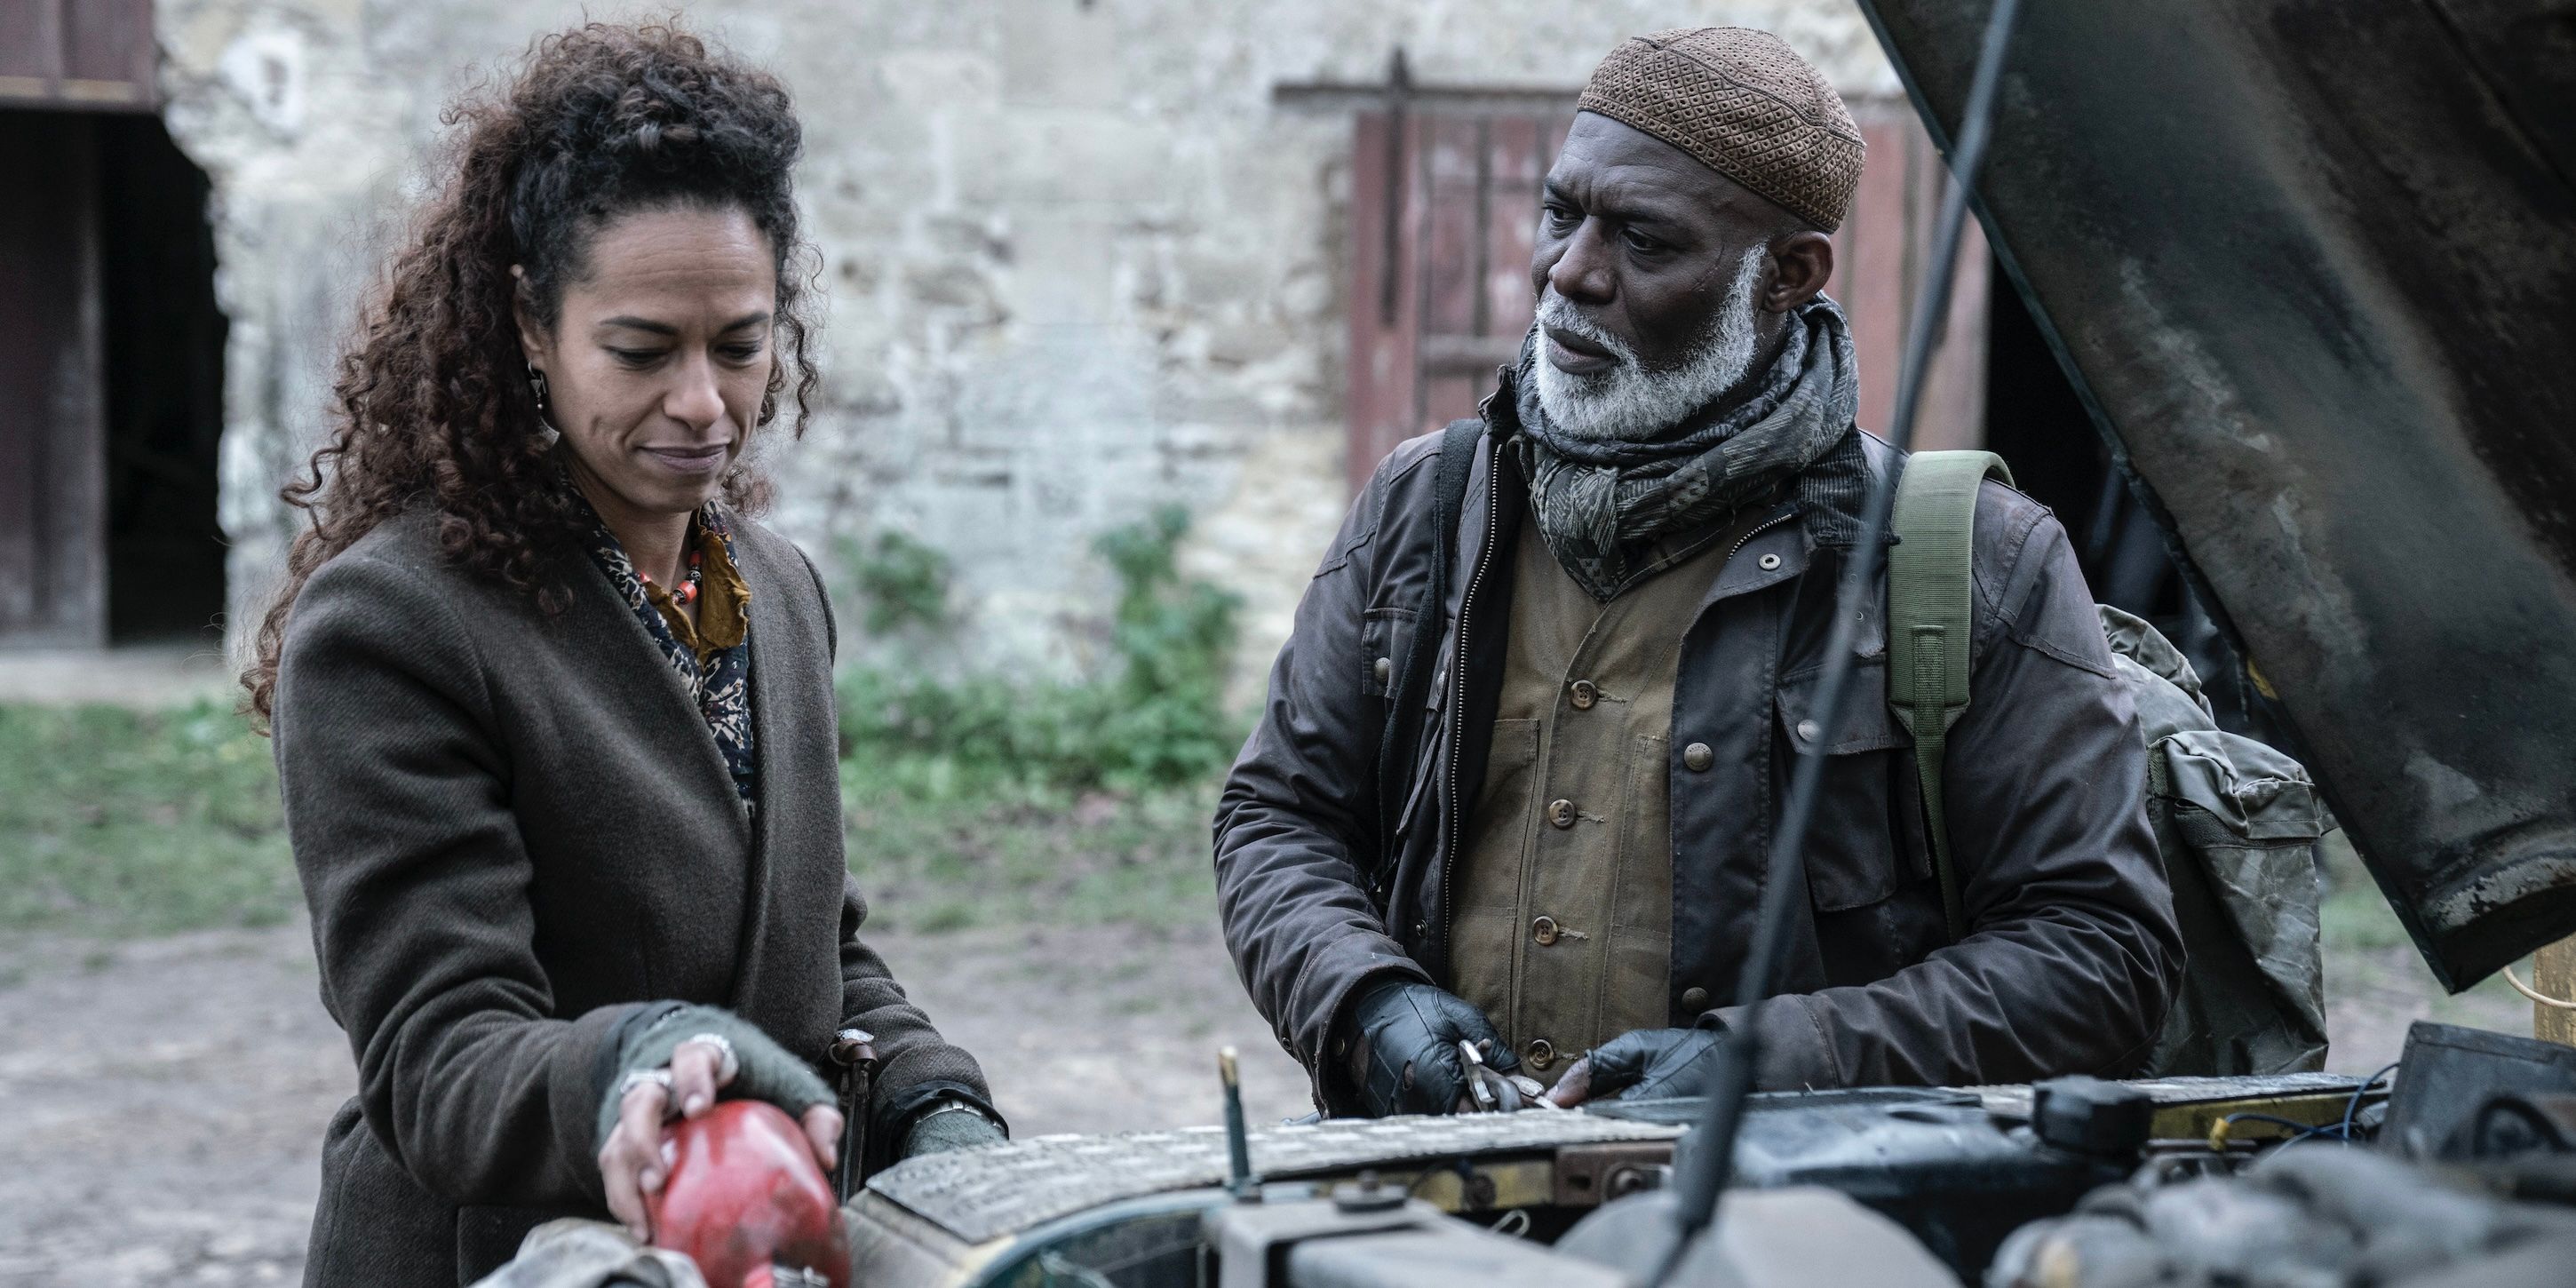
{"left": 527, "top": 362, "right": 555, "bottom": 427}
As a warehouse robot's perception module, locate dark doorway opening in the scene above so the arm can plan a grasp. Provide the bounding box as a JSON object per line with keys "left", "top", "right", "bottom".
{"left": 1982, "top": 261, "right": 2182, "bottom": 621}
{"left": 0, "top": 107, "right": 227, "bottom": 648}
{"left": 99, "top": 115, "right": 227, "bottom": 643}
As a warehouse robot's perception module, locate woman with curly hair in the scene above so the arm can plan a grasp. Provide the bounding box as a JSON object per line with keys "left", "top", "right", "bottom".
{"left": 250, "top": 22, "right": 1002, "bottom": 1283}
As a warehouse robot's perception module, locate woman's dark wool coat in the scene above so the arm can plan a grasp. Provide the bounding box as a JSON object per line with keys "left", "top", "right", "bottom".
{"left": 273, "top": 509, "right": 988, "bottom": 1286}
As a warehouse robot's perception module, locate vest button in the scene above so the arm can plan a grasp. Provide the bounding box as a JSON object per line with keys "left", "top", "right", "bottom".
{"left": 1569, "top": 680, "right": 1599, "bottom": 710}
{"left": 1531, "top": 915, "right": 1560, "bottom": 946}
{"left": 1682, "top": 986, "right": 1710, "bottom": 1011}
{"left": 1525, "top": 1038, "right": 1556, "bottom": 1069}
{"left": 1546, "top": 799, "right": 1577, "bottom": 828}
{"left": 1373, "top": 656, "right": 1393, "bottom": 685}
{"left": 1796, "top": 718, "right": 1821, "bottom": 743}
{"left": 1682, "top": 743, "right": 1714, "bottom": 772}
{"left": 1757, "top": 553, "right": 1783, "bottom": 571}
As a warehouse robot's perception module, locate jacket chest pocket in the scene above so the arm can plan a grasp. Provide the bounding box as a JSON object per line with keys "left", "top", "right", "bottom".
{"left": 1774, "top": 663, "right": 1933, "bottom": 913}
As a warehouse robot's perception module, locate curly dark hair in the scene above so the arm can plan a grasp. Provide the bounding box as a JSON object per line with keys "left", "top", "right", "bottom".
{"left": 243, "top": 20, "right": 819, "bottom": 723}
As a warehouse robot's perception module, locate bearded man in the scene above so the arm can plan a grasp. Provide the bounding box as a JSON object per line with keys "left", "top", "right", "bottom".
{"left": 1215, "top": 28, "right": 2182, "bottom": 1117}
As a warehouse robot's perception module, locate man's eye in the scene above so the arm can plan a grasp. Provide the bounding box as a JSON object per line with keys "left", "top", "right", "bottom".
{"left": 1621, "top": 229, "right": 1666, "bottom": 254}
{"left": 1541, "top": 205, "right": 1579, "bottom": 233}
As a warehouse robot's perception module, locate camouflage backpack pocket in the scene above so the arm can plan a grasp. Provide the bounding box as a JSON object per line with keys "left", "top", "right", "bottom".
{"left": 2141, "top": 712, "right": 2333, "bottom": 1076}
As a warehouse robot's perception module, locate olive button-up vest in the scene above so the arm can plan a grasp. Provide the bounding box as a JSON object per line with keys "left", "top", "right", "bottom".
{"left": 1449, "top": 510, "right": 1745, "bottom": 1082}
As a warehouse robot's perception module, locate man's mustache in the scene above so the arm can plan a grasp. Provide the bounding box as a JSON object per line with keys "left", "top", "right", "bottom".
{"left": 1534, "top": 292, "right": 1638, "bottom": 368}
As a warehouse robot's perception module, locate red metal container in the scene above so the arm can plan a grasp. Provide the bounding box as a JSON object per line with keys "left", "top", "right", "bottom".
{"left": 648, "top": 1100, "right": 849, "bottom": 1288}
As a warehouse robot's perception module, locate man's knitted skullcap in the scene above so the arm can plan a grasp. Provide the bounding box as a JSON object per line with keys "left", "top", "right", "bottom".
{"left": 1578, "top": 28, "right": 1864, "bottom": 233}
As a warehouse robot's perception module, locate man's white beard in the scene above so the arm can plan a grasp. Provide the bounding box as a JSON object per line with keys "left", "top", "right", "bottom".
{"left": 1531, "top": 244, "right": 1771, "bottom": 442}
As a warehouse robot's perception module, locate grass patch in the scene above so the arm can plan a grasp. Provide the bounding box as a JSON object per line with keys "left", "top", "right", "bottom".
{"left": 826, "top": 505, "right": 1247, "bottom": 932}
{"left": 3, "top": 507, "right": 1251, "bottom": 939}
{"left": 0, "top": 701, "right": 298, "bottom": 934}
{"left": 0, "top": 699, "right": 1224, "bottom": 939}
{"left": 840, "top": 768, "right": 1220, "bottom": 934}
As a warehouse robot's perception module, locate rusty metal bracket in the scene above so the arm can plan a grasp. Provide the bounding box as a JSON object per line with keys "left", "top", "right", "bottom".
{"left": 1552, "top": 1141, "right": 1674, "bottom": 1208}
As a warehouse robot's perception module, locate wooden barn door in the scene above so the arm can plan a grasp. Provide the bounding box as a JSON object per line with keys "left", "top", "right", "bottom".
{"left": 1346, "top": 90, "right": 1989, "bottom": 491}
{"left": 1836, "top": 98, "right": 1990, "bottom": 452}
{"left": 0, "top": 0, "right": 158, "bottom": 646}
{"left": 1346, "top": 98, "right": 1568, "bottom": 492}
{"left": 0, "top": 121, "right": 106, "bottom": 647}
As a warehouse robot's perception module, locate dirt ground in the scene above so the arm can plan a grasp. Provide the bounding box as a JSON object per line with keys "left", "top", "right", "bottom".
{"left": 0, "top": 918, "right": 2530, "bottom": 1286}
{"left": 0, "top": 918, "right": 1309, "bottom": 1286}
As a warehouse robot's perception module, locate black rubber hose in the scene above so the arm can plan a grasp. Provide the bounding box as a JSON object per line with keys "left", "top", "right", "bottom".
{"left": 1648, "top": 3, "right": 2026, "bottom": 1282}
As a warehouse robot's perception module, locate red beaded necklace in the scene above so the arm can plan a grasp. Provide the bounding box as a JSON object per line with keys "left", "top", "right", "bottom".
{"left": 640, "top": 545, "right": 705, "bottom": 607}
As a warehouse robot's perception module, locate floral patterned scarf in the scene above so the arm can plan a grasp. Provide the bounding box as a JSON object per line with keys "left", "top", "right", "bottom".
{"left": 578, "top": 503, "right": 758, "bottom": 807}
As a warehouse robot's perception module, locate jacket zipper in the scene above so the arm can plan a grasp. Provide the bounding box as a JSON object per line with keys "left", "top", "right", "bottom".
{"left": 1437, "top": 442, "right": 1505, "bottom": 961}
{"left": 1725, "top": 506, "right": 1799, "bottom": 568}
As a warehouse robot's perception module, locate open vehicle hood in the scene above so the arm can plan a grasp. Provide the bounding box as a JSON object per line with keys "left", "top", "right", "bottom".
{"left": 1856, "top": 0, "right": 2576, "bottom": 989}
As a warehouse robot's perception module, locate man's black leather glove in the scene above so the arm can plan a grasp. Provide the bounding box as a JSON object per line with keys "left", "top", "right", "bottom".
{"left": 1545, "top": 1026, "right": 1721, "bottom": 1107}
{"left": 1336, "top": 979, "right": 1517, "bottom": 1117}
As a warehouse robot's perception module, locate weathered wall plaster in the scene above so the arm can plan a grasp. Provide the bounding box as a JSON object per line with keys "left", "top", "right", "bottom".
{"left": 155, "top": 0, "right": 1894, "bottom": 693}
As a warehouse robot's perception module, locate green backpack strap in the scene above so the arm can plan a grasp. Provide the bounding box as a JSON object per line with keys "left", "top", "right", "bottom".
{"left": 1887, "top": 450, "right": 2014, "bottom": 942}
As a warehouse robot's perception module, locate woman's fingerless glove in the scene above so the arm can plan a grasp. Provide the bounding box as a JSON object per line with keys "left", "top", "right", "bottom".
{"left": 596, "top": 1004, "right": 836, "bottom": 1151}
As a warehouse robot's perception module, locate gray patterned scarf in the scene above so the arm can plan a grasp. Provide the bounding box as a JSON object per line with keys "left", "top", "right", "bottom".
{"left": 1516, "top": 296, "right": 1862, "bottom": 600}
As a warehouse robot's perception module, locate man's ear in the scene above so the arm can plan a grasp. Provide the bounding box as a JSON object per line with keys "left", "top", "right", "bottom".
{"left": 511, "top": 265, "right": 551, "bottom": 369}
{"left": 1763, "top": 231, "right": 1834, "bottom": 313}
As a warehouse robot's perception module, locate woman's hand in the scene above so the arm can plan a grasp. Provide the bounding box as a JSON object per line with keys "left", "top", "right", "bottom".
{"left": 597, "top": 1036, "right": 844, "bottom": 1239}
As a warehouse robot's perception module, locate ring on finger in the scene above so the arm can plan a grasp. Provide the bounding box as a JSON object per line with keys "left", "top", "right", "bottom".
{"left": 620, "top": 1068, "right": 676, "bottom": 1116}
{"left": 678, "top": 1032, "right": 741, "bottom": 1082}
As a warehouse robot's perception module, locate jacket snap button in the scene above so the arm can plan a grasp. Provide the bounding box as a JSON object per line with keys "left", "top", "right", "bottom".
{"left": 1531, "top": 915, "right": 1560, "bottom": 946}
{"left": 1569, "top": 680, "right": 1599, "bottom": 710}
{"left": 1757, "top": 553, "right": 1783, "bottom": 571}
{"left": 1526, "top": 1038, "right": 1555, "bottom": 1069}
{"left": 1796, "top": 718, "right": 1821, "bottom": 743}
{"left": 1547, "top": 799, "right": 1577, "bottom": 829}
{"left": 1682, "top": 743, "right": 1713, "bottom": 772}
{"left": 1374, "top": 656, "right": 1393, "bottom": 685}
{"left": 1682, "top": 986, "right": 1710, "bottom": 1011}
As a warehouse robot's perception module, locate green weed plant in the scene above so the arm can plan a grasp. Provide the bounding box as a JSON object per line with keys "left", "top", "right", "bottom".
{"left": 830, "top": 506, "right": 1247, "bottom": 931}
{"left": 835, "top": 505, "right": 1246, "bottom": 798}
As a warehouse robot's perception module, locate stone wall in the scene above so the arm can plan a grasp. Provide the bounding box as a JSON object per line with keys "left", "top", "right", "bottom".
{"left": 156, "top": 0, "right": 1893, "bottom": 692}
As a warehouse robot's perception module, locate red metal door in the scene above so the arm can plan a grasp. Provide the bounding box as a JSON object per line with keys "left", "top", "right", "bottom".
{"left": 1346, "top": 91, "right": 1989, "bottom": 491}
{"left": 1346, "top": 101, "right": 1569, "bottom": 492}
{"left": 1836, "top": 98, "right": 1990, "bottom": 452}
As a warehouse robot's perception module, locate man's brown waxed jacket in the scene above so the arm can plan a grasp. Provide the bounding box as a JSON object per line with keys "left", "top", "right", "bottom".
{"left": 1214, "top": 382, "right": 2183, "bottom": 1112}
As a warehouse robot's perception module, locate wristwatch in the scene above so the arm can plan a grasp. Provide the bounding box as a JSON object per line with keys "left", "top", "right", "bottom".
{"left": 914, "top": 1098, "right": 996, "bottom": 1127}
